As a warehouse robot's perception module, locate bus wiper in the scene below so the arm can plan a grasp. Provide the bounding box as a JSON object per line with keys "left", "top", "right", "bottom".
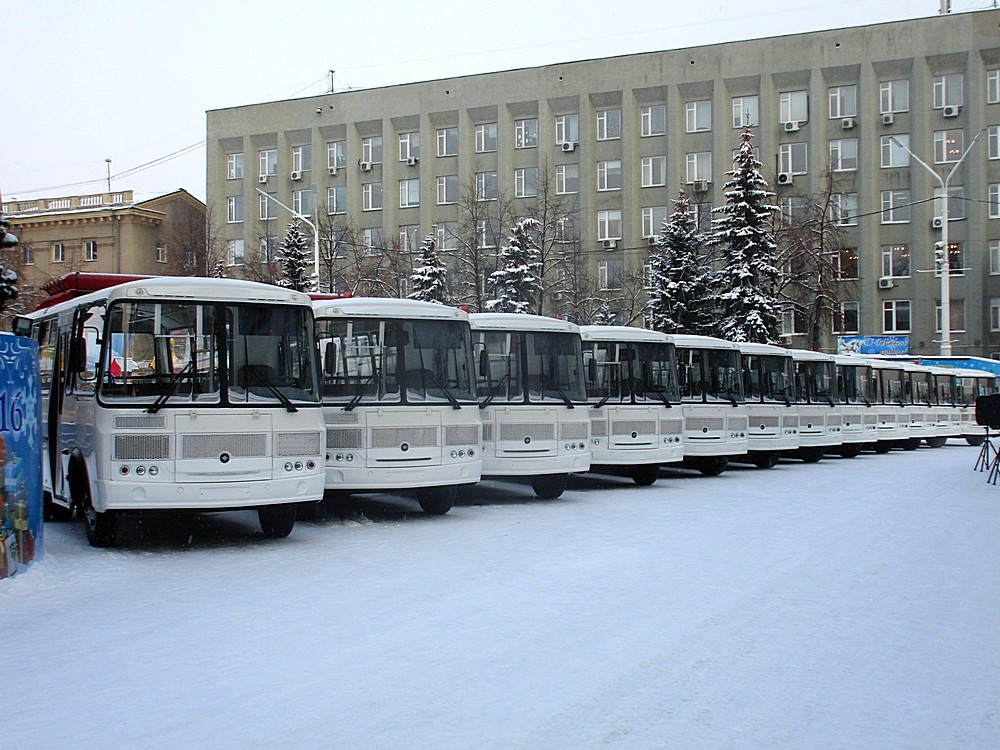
{"left": 344, "top": 371, "right": 378, "bottom": 412}
{"left": 541, "top": 378, "right": 575, "bottom": 408}
{"left": 822, "top": 392, "right": 835, "bottom": 407}
{"left": 480, "top": 373, "right": 510, "bottom": 409}
{"left": 593, "top": 389, "right": 618, "bottom": 409}
{"left": 243, "top": 366, "right": 298, "bottom": 413}
{"left": 420, "top": 369, "right": 462, "bottom": 410}
{"left": 724, "top": 388, "right": 739, "bottom": 406}
{"left": 146, "top": 362, "right": 194, "bottom": 414}
{"left": 645, "top": 387, "right": 673, "bottom": 407}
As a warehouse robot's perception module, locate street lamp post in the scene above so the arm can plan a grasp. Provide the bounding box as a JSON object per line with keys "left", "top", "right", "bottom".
{"left": 255, "top": 188, "right": 320, "bottom": 285}
{"left": 890, "top": 129, "right": 985, "bottom": 356}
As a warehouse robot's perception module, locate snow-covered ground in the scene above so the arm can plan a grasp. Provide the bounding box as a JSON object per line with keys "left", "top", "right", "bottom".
{"left": 5, "top": 443, "right": 998, "bottom": 749}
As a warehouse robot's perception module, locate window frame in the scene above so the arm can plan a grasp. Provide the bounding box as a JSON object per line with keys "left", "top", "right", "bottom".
{"left": 475, "top": 122, "right": 498, "bottom": 153}
{"left": 596, "top": 109, "right": 622, "bottom": 141}
{"left": 881, "top": 134, "right": 910, "bottom": 168}
{"left": 597, "top": 209, "right": 622, "bottom": 241}
{"left": 641, "top": 155, "right": 667, "bottom": 187}
{"left": 641, "top": 104, "right": 666, "bottom": 136}
{"left": 685, "top": 100, "right": 712, "bottom": 133}
{"left": 514, "top": 118, "right": 538, "bottom": 149}
{"left": 732, "top": 95, "right": 760, "bottom": 128}
{"left": 436, "top": 127, "right": 458, "bottom": 157}
{"left": 881, "top": 190, "right": 911, "bottom": 224}
{"left": 880, "top": 79, "right": 909, "bottom": 114}
{"left": 362, "top": 182, "right": 383, "bottom": 211}
{"left": 828, "top": 84, "right": 858, "bottom": 119}
{"left": 597, "top": 160, "right": 623, "bottom": 192}
{"left": 227, "top": 153, "right": 244, "bottom": 180}
{"left": 882, "top": 300, "right": 911, "bottom": 334}
{"left": 399, "top": 178, "right": 420, "bottom": 208}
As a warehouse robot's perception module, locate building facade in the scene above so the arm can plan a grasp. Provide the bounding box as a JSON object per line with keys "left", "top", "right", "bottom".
{"left": 1, "top": 189, "right": 207, "bottom": 325}
{"left": 207, "top": 9, "right": 1000, "bottom": 355}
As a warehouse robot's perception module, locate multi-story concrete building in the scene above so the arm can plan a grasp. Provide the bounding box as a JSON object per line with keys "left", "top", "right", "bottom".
{"left": 1, "top": 189, "right": 206, "bottom": 324}
{"left": 207, "top": 9, "right": 1000, "bottom": 356}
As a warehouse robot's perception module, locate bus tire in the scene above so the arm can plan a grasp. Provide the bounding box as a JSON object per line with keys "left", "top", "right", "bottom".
{"left": 80, "top": 485, "right": 119, "bottom": 548}
{"left": 630, "top": 464, "right": 661, "bottom": 486}
{"left": 797, "top": 447, "right": 824, "bottom": 463}
{"left": 752, "top": 452, "right": 779, "bottom": 469}
{"left": 966, "top": 435, "right": 986, "bottom": 446}
{"left": 531, "top": 473, "right": 568, "bottom": 499}
{"left": 925, "top": 436, "right": 947, "bottom": 448}
{"left": 258, "top": 504, "right": 297, "bottom": 538}
{"left": 903, "top": 438, "right": 921, "bottom": 451}
{"left": 838, "top": 444, "right": 862, "bottom": 459}
{"left": 697, "top": 457, "right": 728, "bottom": 476}
{"left": 873, "top": 442, "right": 892, "bottom": 454}
{"left": 417, "top": 485, "right": 456, "bottom": 515}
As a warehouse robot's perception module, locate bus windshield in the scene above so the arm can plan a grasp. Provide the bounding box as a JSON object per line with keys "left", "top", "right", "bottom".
{"left": 475, "top": 329, "right": 585, "bottom": 405}
{"left": 99, "top": 300, "right": 318, "bottom": 408}
{"left": 838, "top": 364, "right": 875, "bottom": 405}
{"left": 795, "top": 360, "right": 838, "bottom": 405}
{"left": 744, "top": 354, "right": 794, "bottom": 404}
{"left": 316, "top": 317, "right": 476, "bottom": 407}
{"left": 677, "top": 347, "right": 745, "bottom": 404}
{"left": 584, "top": 341, "right": 679, "bottom": 405}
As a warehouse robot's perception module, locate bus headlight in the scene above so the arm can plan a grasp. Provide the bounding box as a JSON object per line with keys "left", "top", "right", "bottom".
{"left": 148, "top": 466, "right": 159, "bottom": 476}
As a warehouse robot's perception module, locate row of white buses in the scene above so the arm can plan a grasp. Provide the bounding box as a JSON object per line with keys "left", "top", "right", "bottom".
{"left": 15, "top": 274, "right": 998, "bottom": 546}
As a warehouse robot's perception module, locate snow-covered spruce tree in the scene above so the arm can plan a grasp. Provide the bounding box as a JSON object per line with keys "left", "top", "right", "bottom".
{"left": 644, "top": 186, "right": 714, "bottom": 335}
{"left": 709, "top": 127, "right": 781, "bottom": 344}
{"left": 210, "top": 258, "right": 228, "bottom": 279}
{"left": 276, "top": 220, "right": 315, "bottom": 293}
{"left": 484, "top": 218, "right": 542, "bottom": 314}
{"left": 407, "top": 235, "right": 448, "bottom": 304}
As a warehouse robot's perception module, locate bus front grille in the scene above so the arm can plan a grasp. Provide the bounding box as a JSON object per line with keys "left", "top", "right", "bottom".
{"left": 114, "top": 434, "right": 171, "bottom": 461}
{"left": 276, "top": 431, "right": 322, "bottom": 457}
{"left": 327, "top": 428, "right": 363, "bottom": 450}
{"left": 612, "top": 420, "right": 656, "bottom": 436}
{"left": 371, "top": 427, "right": 437, "bottom": 448}
{"left": 445, "top": 425, "right": 480, "bottom": 446}
{"left": 500, "top": 423, "right": 555, "bottom": 441}
{"left": 181, "top": 433, "right": 268, "bottom": 458}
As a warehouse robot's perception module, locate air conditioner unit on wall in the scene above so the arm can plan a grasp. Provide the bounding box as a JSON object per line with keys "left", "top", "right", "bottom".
{"left": 602, "top": 239, "right": 617, "bottom": 250}
{"left": 258, "top": 174, "right": 269, "bottom": 184}
{"left": 777, "top": 172, "right": 793, "bottom": 186}
{"left": 943, "top": 104, "right": 960, "bottom": 118}
{"left": 693, "top": 179, "right": 709, "bottom": 193}
{"left": 841, "top": 117, "right": 856, "bottom": 130}
{"left": 290, "top": 170, "right": 302, "bottom": 181}
{"left": 561, "top": 141, "right": 576, "bottom": 152}
{"left": 406, "top": 157, "right": 419, "bottom": 166}
{"left": 878, "top": 276, "right": 895, "bottom": 289}
{"left": 881, "top": 113, "right": 895, "bottom": 126}
{"left": 359, "top": 161, "right": 373, "bottom": 172}
{"left": 328, "top": 166, "right": 338, "bottom": 176}
{"left": 931, "top": 216, "right": 944, "bottom": 229}
{"left": 784, "top": 120, "right": 800, "bottom": 132}
{"left": 646, "top": 236, "right": 658, "bottom": 246}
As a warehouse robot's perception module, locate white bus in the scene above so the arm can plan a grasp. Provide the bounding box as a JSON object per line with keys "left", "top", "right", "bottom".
{"left": 312, "top": 297, "right": 481, "bottom": 514}
{"left": 469, "top": 313, "right": 590, "bottom": 498}
{"left": 899, "top": 361, "right": 937, "bottom": 450}
{"left": 787, "top": 348, "right": 843, "bottom": 462}
{"left": 834, "top": 355, "right": 879, "bottom": 457}
{"left": 15, "top": 274, "right": 326, "bottom": 546}
{"left": 737, "top": 342, "right": 798, "bottom": 469}
{"left": 579, "top": 326, "right": 684, "bottom": 485}
{"left": 953, "top": 369, "right": 997, "bottom": 445}
{"left": 927, "top": 365, "right": 964, "bottom": 447}
{"left": 671, "top": 334, "right": 749, "bottom": 476}
{"left": 868, "top": 358, "right": 910, "bottom": 452}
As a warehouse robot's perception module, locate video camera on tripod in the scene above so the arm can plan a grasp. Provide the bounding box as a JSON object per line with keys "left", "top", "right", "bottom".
{"left": 974, "top": 394, "right": 1000, "bottom": 483}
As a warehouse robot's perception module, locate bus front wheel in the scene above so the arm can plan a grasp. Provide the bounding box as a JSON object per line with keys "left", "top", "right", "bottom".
{"left": 697, "top": 457, "right": 728, "bottom": 476}
{"left": 531, "top": 474, "right": 568, "bottom": 499}
{"left": 630, "top": 464, "right": 661, "bottom": 486}
{"left": 925, "top": 436, "right": 947, "bottom": 448}
{"left": 81, "top": 488, "right": 119, "bottom": 548}
{"left": 417, "top": 485, "right": 456, "bottom": 515}
{"left": 258, "top": 504, "right": 297, "bottom": 538}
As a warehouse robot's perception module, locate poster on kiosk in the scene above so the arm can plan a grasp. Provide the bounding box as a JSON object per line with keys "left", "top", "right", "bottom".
{"left": 0, "top": 333, "right": 41, "bottom": 579}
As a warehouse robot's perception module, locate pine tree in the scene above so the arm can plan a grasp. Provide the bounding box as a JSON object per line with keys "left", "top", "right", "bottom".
{"left": 484, "top": 218, "right": 541, "bottom": 314}
{"left": 408, "top": 236, "right": 448, "bottom": 304}
{"left": 276, "top": 220, "right": 315, "bottom": 292}
{"left": 645, "top": 187, "right": 714, "bottom": 335}
{"left": 710, "top": 127, "right": 781, "bottom": 343}
{"left": 210, "top": 258, "right": 228, "bottom": 279}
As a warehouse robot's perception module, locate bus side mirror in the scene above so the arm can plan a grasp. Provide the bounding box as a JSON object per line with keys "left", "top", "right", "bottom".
{"left": 68, "top": 336, "right": 87, "bottom": 373}
{"left": 12, "top": 316, "right": 31, "bottom": 337}
{"left": 587, "top": 358, "right": 597, "bottom": 382}
{"left": 478, "top": 349, "right": 488, "bottom": 378}
{"left": 324, "top": 341, "right": 336, "bottom": 376}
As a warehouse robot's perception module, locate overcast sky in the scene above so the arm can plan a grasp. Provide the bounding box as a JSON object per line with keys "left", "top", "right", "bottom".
{"left": 3, "top": 0, "right": 989, "bottom": 205}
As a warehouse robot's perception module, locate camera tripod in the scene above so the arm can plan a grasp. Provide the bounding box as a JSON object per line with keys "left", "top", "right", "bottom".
{"left": 974, "top": 427, "right": 1000, "bottom": 484}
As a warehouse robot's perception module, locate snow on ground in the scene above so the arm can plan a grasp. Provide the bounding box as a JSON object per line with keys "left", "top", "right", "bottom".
{"left": 4, "top": 442, "right": 998, "bottom": 749}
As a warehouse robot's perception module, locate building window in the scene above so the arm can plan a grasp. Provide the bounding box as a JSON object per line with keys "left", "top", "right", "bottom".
{"left": 83, "top": 240, "right": 97, "bottom": 262}
{"left": 598, "top": 259, "right": 624, "bottom": 290}
{"left": 685, "top": 152, "right": 712, "bottom": 183}
{"left": 515, "top": 167, "right": 538, "bottom": 198}
{"left": 475, "top": 122, "right": 498, "bottom": 153}
{"left": 362, "top": 182, "right": 383, "bottom": 211}
{"left": 883, "top": 300, "right": 911, "bottom": 333}
{"left": 363, "top": 227, "right": 383, "bottom": 254}
{"left": 514, "top": 119, "right": 538, "bottom": 149}
{"left": 829, "top": 138, "right": 858, "bottom": 171}
{"left": 556, "top": 113, "right": 580, "bottom": 145}
{"left": 781, "top": 305, "right": 808, "bottom": 336}
{"left": 156, "top": 244, "right": 167, "bottom": 264}
{"left": 935, "top": 298, "right": 965, "bottom": 333}
{"left": 779, "top": 142, "right": 808, "bottom": 175}
{"left": 881, "top": 134, "right": 910, "bottom": 167}
{"left": 880, "top": 190, "right": 911, "bottom": 224}
{"left": 22, "top": 246, "right": 34, "bottom": 265}
{"left": 835, "top": 247, "right": 859, "bottom": 280}
{"left": 989, "top": 126, "right": 1000, "bottom": 159}
{"left": 880, "top": 79, "right": 909, "bottom": 114}
{"left": 693, "top": 202, "right": 713, "bottom": 233}
{"left": 991, "top": 184, "right": 1000, "bottom": 218}
{"left": 436, "top": 175, "right": 458, "bottom": 204}
{"left": 641, "top": 104, "right": 666, "bottom": 136}
{"left": 641, "top": 156, "right": 667, "bottom": 187}
{"left": 399, "top": 132, "right": 420, "bottom": 162}
{"left": 437, "top": 221, "right": 458, "bottom": 251}
{"left": 437, "top": 127, "right": 458, "bottom": 157}
{"left": 556, "top": 164, "right": 579, "bottom": 194}
{"left": 259, "top": 192, "right": 276, "bottom": 220}
{"left": 596, "top": 109, "right": 621, "bottom": 141}
{"left": 833, "top": 301, "right": 860, "bottom": 334}
{"left": 477, "top": 219, "right": 499, "bottom": 249}
{"left": 939, "top": 241, "right": 964, "bottom": 276}
{"left": 989, "top": 70, "right": 1000, "bottom": 104}
{"left": 779, "top": 90, "right": 808, "bottom": 124}
{"left": 685, "top": 100, "right": 712, "bottom": 132}
{"left": 227, "top": 195, "right": 243, "bottom": 223}
{"left": 881, "top": 244, "right": 910, "bottom": 278}
{"left": 830, "top": 193, "right": 858, "bottom": 226}
{"left": 597, "top": 160, "right": 623, "bottom": 191}
{"left": 732, "top": 95, "right": 759, "bottom": 128}
{"left": 362, "top": 136, "right": 383, "bottom": 165}
{"left": 933, "top": 73, "right": 963, "bottom": 109}
{"left": 227, "top": 153, "right": 244, "bottom": 180}
{"left": 292, "top": 189, "right": 313, "bottom": 217}
{"left": 555, "top": 215, "right": 577, "bottom": 242}
{"left": 934, "top": 129, "right": 964, "bottom": 164}
{"left": 780, "top": 197, "right": 807, "bottom": 227}
{"left": 828, "top": 85, "right": 857, "bottom": 119}
{"left": 327, "top": 186, "right": 346, "bottom": 214}
{"left": 227, "top": 239, "right": 245, "bottom": 267}
{"left": 259, "top": 149, "right": 277, "bottom": 177}
{"left": 292, "top": 144, "right": 312, "bottom": 173}
{"left": 399, "top": 178, "right": 420, "bottom": 208}
{"left": 991, "top": 298, "right": 1000, "bottom": 331}
{"left": 597, "top": 209, "right": 622, "bottom": 240}
{"left": 642, "top": 206, "right": 668, "bottom": 238}
{"left": 933, "top": 186, "right": 965, "bottom": 221}
{"left": 328, "top": 140, "right": 346, "bottom": 171}
{"left": 399, "top": 225, "right": 420, "bottom": 253}
{"left": 476, "top": 171, "right": 498, "bottom": 201}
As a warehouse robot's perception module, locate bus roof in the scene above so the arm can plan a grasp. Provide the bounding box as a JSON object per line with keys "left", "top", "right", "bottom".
{"left": 786, "top": 348, "right": 836, "bottom": 362}
{"left": 579, "top": 325, "right": 672, "bottom": 344}
{"left": 312, "top": 296, "right": 469, "bottom": 321}
{"left": 737, "top": 341, "right": 790, "bottom": 357}
{"left": 669, "top": 333, "right": 740, "bottom": 351}
{"left": 468, "top": 312, "right": 580, "bottom": 333}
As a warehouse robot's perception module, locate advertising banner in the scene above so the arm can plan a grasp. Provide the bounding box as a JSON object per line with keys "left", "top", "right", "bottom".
{"left": 0, "top": 333, "right": 42, "bottom": 579}
{"left": 837, "top": 335, "right": 909, "bottom": 356}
